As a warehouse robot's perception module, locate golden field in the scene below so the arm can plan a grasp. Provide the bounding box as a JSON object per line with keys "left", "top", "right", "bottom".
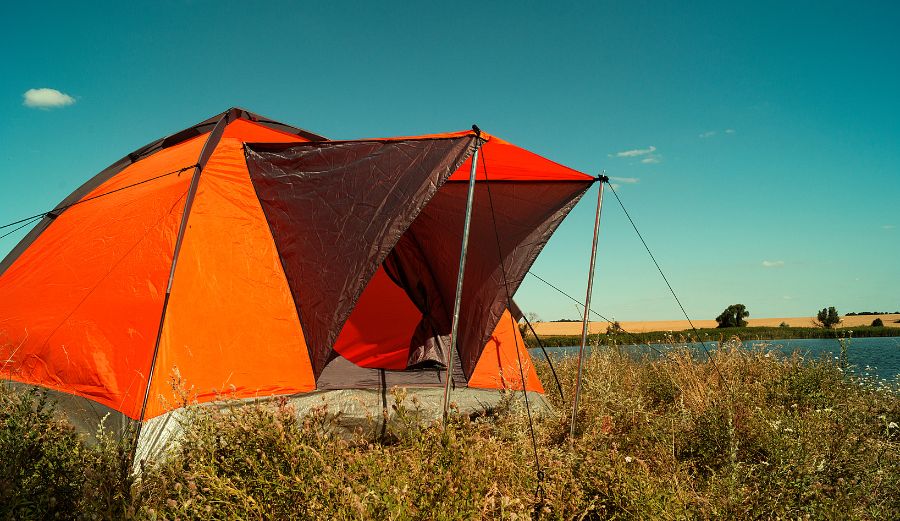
{"left": 531, "top": 313, "right": 900, "bottom": 335}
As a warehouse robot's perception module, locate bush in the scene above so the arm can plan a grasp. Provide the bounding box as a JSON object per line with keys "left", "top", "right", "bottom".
{"left": 3, "top": 342, "right": 899, "bottom": 519}
{"left": 872, "top": 318, "right": 884, "bottom": 327}
{"left": 0, "top": 386, "right": 134, "bottom": 520}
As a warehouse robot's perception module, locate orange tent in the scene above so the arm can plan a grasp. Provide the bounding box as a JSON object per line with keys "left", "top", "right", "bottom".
{"left": 0, "top": 108, "right": 594, "bottom": 462}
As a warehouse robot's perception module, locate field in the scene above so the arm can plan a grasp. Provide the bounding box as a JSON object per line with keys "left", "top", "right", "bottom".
{"left": 2, "top": 338, "right": 899, "bottom": 519}
{"left": 532, "top": 314, "right": 900, "bottom": 336}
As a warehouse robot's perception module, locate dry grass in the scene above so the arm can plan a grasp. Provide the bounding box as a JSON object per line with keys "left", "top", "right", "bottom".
{"left": 2, "top": 339, "right": 899, "bottom": 519}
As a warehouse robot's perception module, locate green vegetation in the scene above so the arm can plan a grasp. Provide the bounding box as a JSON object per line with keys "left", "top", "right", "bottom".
{"left": 817, "top": 306, "right": 841, "bottom": 329}
{"left": 2, "top": 340, "right": 899, "bottom": 519}
{"left": 715, "top": 304, "right": 749, "bottom": 328}
{"left": 872, "top": 318, "right": 885, "bottom": 327}
{"left": 526, "top": 325, "right": 900, "bottom": 348}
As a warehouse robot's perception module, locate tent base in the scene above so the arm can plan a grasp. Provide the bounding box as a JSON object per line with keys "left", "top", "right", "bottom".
{"left": 135, "top": 387, "right": 550, "bottom": 470}
{"left": 2, "top": 380, "right": 135, "bottom": 443}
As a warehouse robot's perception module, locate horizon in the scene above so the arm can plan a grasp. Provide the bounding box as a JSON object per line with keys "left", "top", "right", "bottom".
{"left": 1, "top": 1, "right": 897, "bottom": 322}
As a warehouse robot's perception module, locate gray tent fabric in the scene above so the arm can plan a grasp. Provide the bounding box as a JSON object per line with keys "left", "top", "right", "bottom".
{"left": 244, "top": 137, "right": 477, "bottom": 377}
{"left": 384, "top": 181, "right": 592, "bottom": 377}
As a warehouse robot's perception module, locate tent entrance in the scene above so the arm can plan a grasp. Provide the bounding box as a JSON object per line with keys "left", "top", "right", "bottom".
{"left": 331, "top": 264, "right": 430, "bottom": 371}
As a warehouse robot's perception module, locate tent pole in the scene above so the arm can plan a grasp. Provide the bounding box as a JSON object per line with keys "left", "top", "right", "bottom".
{"left": 131, "top": 110, "right": 235, "bottom": 464}
{"left": 569, "top": 174, "right": 608, "bottom": 440}
{"left": 442, "top": 130, "right": 483, "bottom": 423}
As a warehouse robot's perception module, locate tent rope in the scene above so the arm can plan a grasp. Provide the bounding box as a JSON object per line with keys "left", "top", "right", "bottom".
{"left": 0, "top": 215, "right": 45, "bottom": 241}
{"left": 604, "top": 183, "right": 729, "bottom": 387}
{"left": 477, "top": 134, "right": 546, "bottom": 506}
{"left": 519, "top": 313, "right": 565, "bottom": 400}
{"left": 0, "top": 164, "right": 199, "bottom": 235}
{"left": 525, "top": 271, "right": 666, "bottom": 357}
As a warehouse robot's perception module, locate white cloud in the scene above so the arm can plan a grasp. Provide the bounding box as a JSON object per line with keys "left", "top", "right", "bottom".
{"left": 610, "top": 183, "right": 621, "bottom": 189}
{"left": 762, "top": 260, "right": 785, "bottom": 268}
{"left": 640, "top": 157, "right": 661, "bottom": 164}
{"left": 23, "top": 88, "right": 76, "bottom": 109}
{"left": 883, "top": 224, "right": 895, "bottom": 230}
{"left": 614, "top": 145, "right": 656, "bottom": 158}
{"left": 699, "top": 129, "right": 736, "bottom": 139}
{"left": 610, "top": 176, "right": 639, "bottom": 184}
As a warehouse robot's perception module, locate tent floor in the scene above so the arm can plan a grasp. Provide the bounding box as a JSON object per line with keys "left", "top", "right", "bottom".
{"left": 135, "top": 388, "right": 550, "bottom": 467}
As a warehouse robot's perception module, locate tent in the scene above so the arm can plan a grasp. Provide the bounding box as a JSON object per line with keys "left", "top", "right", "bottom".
{"left": 0, "top": 108, "right": 595, "bottom": 462}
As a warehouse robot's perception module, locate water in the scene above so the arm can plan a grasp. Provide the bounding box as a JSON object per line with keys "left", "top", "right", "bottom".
{"left": 530, "top": 336, "right": 900, "bottom": 382}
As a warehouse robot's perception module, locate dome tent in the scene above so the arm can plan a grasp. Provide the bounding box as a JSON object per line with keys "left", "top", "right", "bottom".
{"left": 0, "top": 108, "right": 595, "bottom": 464}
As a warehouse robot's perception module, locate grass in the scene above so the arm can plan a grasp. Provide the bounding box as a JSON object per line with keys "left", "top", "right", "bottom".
{"left": 2, "top": 338, "right": 899, "bottom": 519}
{"left": 525, "top": 325, "right": 900, "bottom": 348}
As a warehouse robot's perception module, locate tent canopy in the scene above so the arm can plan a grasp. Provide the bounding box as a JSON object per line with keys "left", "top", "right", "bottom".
{"left": 0, "top": 108, "right": 593, "bottom": 449}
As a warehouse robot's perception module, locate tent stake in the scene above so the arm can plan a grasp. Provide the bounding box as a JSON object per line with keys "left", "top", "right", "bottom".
{"left": 569, "top": 174, "right": 608, "bottom": 440}
{"left": 442, "top": 129, "right": 483, "bottom": 423}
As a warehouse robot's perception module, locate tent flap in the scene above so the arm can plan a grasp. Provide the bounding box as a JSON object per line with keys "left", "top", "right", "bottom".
{"left": 244, "top": 137, "right": 477, "bottom": 377}
{"left": 386, "top": 180, "right": 593, "bottom": 376}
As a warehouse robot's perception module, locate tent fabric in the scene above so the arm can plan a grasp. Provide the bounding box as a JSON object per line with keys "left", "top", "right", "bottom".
{"left": 146, "top": 136, "right": 317, "bottom": 420}
{"left": 244, "top": 137, "right": 478, "bottom": 377}
{"left": 0, "top": 135, "right": 204, "bottom": 419}
{"left": 0, "top": 108, "right": 593, "bottom": 458}
{"left": 383, "top": 180, "right": 592, "bottom": 377}
{"left": 0, "top": 108, "right": 325, "bottom": 276}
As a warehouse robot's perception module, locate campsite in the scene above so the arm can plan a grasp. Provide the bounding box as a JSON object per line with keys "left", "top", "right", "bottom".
{"left": 2, "top": 2, "right": 899, "bottom": 520}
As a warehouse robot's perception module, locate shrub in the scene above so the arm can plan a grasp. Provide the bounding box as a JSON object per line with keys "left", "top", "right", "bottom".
{"left": 872, "top": 318, "right": 884, "bottom": 327}
{"left": 0, "top": 385, "right": 134, "bottom": 520}
{"left": 3, "top": 342, "right": 899, "bottom": 519}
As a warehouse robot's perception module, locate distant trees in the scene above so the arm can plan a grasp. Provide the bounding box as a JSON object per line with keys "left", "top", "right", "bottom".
{"left": 816, "top": 307, "right": 841, "bottom": 329}
{"left": 715, "top": 304, "right": 749, "bottom": 328}
{"left": 872, "top": 318, "right": 884, "bottom": 327}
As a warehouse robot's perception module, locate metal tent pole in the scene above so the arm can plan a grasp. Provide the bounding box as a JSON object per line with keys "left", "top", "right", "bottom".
{"left": 569, "top": 174, "right": 608, "bottom": 440}
{"left": 442, "top": 129, "right": 483, "bottom": 422}
{"left": 131, "top": 111, "right": 234, "bottom": 466}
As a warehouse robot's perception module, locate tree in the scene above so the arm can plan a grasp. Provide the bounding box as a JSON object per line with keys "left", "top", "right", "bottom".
{"left": 715, "top": 304, "right": 749, "bottom": 328}
{"left": 816, "top": 307, "right": 840, "bottom": 328}
{"left": 606, "top": 321, "right": 625, "bottom": 334}
{"left": 872, "top": 318, "right": 884, "bottom": 327}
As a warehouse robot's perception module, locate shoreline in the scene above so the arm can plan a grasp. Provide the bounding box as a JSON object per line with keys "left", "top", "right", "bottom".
{"left": 530, "top": 313, "right": 900, "bottom": 336}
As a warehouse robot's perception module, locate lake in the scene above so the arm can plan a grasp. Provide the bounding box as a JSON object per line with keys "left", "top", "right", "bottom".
{"left": 531, "top": 336, "right": 900, "bottom": 382}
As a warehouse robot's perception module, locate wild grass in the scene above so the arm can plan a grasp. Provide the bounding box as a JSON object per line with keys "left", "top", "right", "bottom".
{"left": 2, "top": 339, "right": 899, "bottom": 519}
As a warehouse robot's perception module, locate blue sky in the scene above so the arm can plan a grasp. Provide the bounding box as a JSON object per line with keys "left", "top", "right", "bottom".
{"left": 1, "top": 1, "right": 898, "bottom": 321}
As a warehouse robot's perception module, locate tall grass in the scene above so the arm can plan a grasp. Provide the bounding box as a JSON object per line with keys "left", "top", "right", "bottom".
{"left": 2, "top": 339, "right": 899, "bottom": 519}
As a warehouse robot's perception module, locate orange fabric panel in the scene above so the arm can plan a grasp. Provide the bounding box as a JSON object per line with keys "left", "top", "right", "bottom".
{"left": 448, "top": 135, "right": 591, "bottom": 181}
{"left": 332, "top": 266, "right": 422, "bottom": 370}
{"left": 352, "top": 130, "right": 590, "bottom": 182}
{"left": 221, "top": 119, "right": 309, "bottom": 143}
{"left": 468, "top": 310, "right": 544, "bottom": 393}
{"left": 146, "top": 136, "right": 315, "bottom": 419}
{"left": 0, "top": 136, "right": 206, "bottom": 419}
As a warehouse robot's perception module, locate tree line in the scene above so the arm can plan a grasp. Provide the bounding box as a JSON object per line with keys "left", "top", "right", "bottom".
{"left": 715, "top": 304, "right": 888, "bottom": 329}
